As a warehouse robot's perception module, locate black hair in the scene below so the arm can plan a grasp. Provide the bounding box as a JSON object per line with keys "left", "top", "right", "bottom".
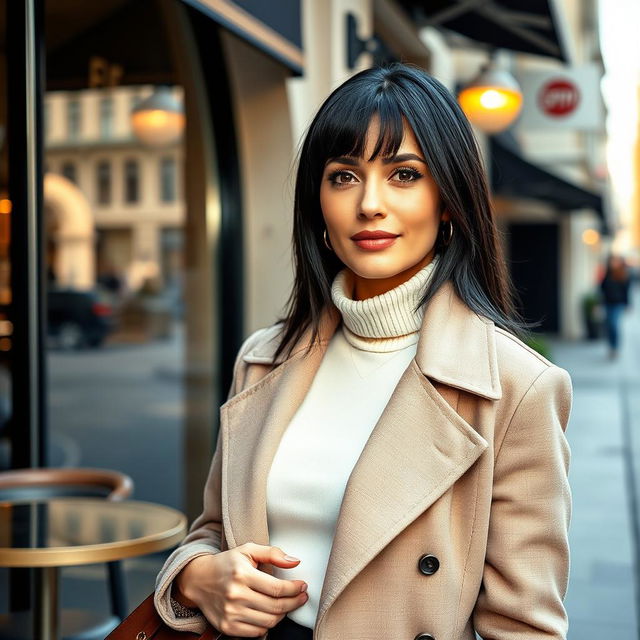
{"left": 273, "top": 62, "right": 524, "bottom": 362}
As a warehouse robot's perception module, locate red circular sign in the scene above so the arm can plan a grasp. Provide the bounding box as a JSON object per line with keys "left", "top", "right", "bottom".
{"left": 538, "top": 79, "right": 580, "bottom": 117}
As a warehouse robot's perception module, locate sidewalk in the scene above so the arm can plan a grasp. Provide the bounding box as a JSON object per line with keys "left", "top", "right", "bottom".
{"left": 551, "top": 286, "right": 640, "bottom": 639}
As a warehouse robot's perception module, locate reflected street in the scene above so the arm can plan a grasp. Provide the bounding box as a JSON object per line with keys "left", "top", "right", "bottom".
{"left": 48, "top": 322, "right": 185, "bottom": 511}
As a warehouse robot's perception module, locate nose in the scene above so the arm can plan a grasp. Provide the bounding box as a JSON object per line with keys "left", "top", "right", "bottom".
{"left": 358, "top": 177, "right": 386, "bottom": 220}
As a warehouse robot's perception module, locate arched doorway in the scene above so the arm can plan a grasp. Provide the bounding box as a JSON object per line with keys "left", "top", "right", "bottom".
{"left": 44, "top": 172, "right": 95, "bottom": 290}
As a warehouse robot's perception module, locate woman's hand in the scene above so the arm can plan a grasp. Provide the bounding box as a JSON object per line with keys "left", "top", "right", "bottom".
{"left": 173, "top": 543, "right": 309, "bottom": 637}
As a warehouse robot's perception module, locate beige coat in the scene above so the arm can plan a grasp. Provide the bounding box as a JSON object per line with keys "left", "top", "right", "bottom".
{"left": 155, "top": 281, "right": 572, "bottom": 640}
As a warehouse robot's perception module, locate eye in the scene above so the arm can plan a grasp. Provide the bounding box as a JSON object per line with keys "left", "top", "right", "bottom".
{"left": 393, "top": 166, "right": 423, "bottom": 182}
{"left": 327, "top": 170, "right": 358, "bottom": 186}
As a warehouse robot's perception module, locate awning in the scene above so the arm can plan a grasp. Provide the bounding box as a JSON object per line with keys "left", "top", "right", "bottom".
{"left": 489, "top": 136, "right": 608, "bottom": 232}
{"left": 184, "top": 0, "right": 303, "bottom": 75}
{"left": 397, "top": 0, "right": 572, "bottom": 63}
{"left": 45, "top": 0, "right": 303, "bottom": 91}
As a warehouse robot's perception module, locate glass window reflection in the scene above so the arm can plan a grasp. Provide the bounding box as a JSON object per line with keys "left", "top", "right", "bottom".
{"left": 44, "top": 84, "right": 186, "bottom": 514}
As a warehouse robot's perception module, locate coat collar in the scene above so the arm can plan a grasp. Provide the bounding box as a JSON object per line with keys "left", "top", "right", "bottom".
{"left": 242, "top": 280, "right": 502, "bottom": 401}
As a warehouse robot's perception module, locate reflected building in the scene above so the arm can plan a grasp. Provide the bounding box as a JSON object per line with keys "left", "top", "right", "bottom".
{"left": 44, "top": 86, "right": 184, "bottom": 294}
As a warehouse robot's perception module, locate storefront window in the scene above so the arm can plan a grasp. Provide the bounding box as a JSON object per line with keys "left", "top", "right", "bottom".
{"left": 160, "top": 156, "right": 176, "bottom": 203}
{"left": 124, "top": 158, "right": 139, "bottom": 203}
{"left": 96, "top": 160, "right": 112, "bottom": 204}
{"left": 0, "top": 0, "right": 250, "bottom": 614}
{"left": 61, "top": 161, "right": 76, "bottom": 184}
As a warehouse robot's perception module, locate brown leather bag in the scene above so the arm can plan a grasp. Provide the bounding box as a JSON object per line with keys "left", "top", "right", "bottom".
{"left": 105, "top": 593, "right": 221, "bottom": 640}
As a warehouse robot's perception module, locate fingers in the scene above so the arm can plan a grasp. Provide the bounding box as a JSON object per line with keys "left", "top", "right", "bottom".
{"left": 228, "top": 582, "right": 309, "bottom": 621}
{"left": 244, "top": 565, "right": 308, "bottom": 599}
{"left": 238, "top": 543, "right": 303, "bottom": 569}
{"left": 194, "top": 544, "right": 309, "bottom": 637}
{"left": 239, "top": 578, "right": 309, "bottom": 615}
{"left": 202, "top": 577, "right": 309, "bottom": 637}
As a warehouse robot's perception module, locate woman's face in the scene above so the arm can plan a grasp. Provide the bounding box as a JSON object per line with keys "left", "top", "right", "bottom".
{"left": 320, "top": 116, "right": 447, "bottom": 299}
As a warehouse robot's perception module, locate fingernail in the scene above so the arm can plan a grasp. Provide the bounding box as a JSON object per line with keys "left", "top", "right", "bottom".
{"left": 284, "top": 554, "right": 300, "bottom": 562}
{"left": 300, "top": 583, "right": 308, "bottom": 592}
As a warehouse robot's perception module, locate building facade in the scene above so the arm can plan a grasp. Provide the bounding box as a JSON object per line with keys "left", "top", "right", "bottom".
{"left": 44, "top": 86, "right": 184, "bottom": 293}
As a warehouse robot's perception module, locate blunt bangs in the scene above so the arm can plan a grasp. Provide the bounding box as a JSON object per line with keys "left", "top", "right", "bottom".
{"left": 309, "top": 85, "right": 407, "bottom": 167}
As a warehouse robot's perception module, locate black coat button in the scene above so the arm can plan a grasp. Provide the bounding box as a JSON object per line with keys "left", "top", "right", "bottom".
{"left": 414, "top": 634, "right": 435, "bottom": 640}
{"left": 418, "top": 554, "right": 440, "bottom": 575}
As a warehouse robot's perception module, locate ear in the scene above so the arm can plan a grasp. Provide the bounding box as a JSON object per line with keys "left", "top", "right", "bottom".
{"left": 438, "top": 199, "right": 449, "bottom": 222}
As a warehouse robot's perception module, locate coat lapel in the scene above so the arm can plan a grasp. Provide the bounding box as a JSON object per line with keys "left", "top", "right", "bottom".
{"left": 414, "top": 281, "right": 502, "bottom": 400}
{"left": 219, "top": 307, "right": 341, "bottom": 560}
{"left": 315, "top": 283, "right": 497, "bottom": 628}
{"left": 220, "top": 281, "right": 496, "bottom": 627}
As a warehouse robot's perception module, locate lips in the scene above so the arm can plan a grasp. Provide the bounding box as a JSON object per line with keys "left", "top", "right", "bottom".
{"left": 350, "top": 230, "right": 399, "bottom": 240}
{"left": 350, "top": 230, "right": 399, "bottom": 251}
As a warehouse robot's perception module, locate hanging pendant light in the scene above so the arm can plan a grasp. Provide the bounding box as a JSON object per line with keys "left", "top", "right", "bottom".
{"left": 458, "top": 64, "right": 523, "bottom": 134}
{"left": 131, "top": 86, "right": 185, "bottom": 147}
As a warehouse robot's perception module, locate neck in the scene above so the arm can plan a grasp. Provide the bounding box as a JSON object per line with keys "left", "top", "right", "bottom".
{"left": 351, "top": 251, "right": 436, "bottom": 300}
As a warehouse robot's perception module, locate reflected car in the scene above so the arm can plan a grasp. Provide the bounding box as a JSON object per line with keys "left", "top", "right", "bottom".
{"left": 48, "top": 289, "right": 115, "bottom": 350}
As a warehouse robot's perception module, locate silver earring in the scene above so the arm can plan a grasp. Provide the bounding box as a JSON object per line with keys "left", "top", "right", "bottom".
{"left": 441, "top": 220, "right": 453, "bottom": 246}
{"left": 323, "top": 229, "right": 333, "bottom": 251}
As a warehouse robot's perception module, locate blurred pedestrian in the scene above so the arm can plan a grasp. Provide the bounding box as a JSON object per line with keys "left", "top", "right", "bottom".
{"left": 600, "top": 254, "right": 631, "bottom": 359}
{"left": 153, "top": 64, "right": 572, "bottom": 640}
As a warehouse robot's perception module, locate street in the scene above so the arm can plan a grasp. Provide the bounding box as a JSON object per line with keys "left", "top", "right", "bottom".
{"left": 48, "top": 324, "right": 185, "bottom": 511}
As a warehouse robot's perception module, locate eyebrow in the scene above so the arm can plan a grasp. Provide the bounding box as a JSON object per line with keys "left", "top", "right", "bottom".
{"left": 326, "top": 153, "right": 427, "bottom": 166}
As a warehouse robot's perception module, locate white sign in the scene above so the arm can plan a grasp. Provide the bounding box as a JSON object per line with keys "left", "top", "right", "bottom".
{"left": 515, "top": 64, "right": 604, "bottom": 130}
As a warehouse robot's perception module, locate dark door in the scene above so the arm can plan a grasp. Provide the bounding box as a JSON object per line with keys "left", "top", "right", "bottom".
{"left": 508, "top": 222, "right": 560, "bottom": 333}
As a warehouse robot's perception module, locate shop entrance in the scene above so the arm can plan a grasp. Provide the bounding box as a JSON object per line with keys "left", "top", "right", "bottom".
{"left": 508, "top": 222, "right": 560, "bottom": 333}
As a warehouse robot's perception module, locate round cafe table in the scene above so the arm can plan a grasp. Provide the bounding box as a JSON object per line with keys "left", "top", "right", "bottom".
{"left": 0, "top": 498, "right": 187, "bottom": 640}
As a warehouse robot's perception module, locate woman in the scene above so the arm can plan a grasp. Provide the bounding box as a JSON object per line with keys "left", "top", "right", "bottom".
{"left": 154, "top": 64, "right": 572, "bottom": 640}
{"left": 600, "top": 254, "right": 631, "bottom": 359}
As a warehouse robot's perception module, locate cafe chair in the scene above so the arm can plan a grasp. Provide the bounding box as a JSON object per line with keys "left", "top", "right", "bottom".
{"left": 0, "top": 467, "right": 134, "bottom": 640}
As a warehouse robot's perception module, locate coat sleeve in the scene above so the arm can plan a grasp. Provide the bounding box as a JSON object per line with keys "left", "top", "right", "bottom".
{"left": 153, "top": 329, "right": 265, "bottom": 634}
{"left": 473, "top": 365, "right": 573, "bottom": 640}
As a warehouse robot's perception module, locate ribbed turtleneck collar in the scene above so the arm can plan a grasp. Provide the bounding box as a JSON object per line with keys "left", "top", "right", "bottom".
{"left": 330, "top": 256, "right": 438, "bottom": 353}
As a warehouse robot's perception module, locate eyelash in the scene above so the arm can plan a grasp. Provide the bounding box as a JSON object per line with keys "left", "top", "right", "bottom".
{"left": 326, "top": 166, "right": 424, "bottom": 186}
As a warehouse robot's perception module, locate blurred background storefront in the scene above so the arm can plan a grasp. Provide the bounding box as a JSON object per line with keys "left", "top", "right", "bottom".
{"left": 0, "top": 0, "right": 307, "bottom": 519}
{"left": 1, "top": 0, "right": 637, "bottom": 633}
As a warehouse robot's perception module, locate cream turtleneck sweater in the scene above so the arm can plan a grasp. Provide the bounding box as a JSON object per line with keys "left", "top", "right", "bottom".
{"left": 266, "top": 258, "right": 437, "bottom": 629}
